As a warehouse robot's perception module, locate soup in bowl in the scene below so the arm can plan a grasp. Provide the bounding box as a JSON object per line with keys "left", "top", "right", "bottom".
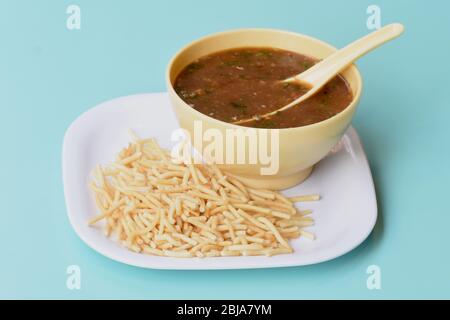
{"left": 166, "top": 29, "right": 362, "bottom": 190}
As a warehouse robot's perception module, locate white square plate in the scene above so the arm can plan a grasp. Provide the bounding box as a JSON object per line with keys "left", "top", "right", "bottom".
{"left": 63, "top": 93, "right": 377, "bottom": 270}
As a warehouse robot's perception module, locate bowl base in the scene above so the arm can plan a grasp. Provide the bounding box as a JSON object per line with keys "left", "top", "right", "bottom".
{"left": 228, "top": 166, "right": 314, "bottom": 191}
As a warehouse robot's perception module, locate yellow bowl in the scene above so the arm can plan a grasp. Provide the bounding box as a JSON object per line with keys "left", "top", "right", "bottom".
{"left": 166, "top": 28, "right": 362, "bottom": 190}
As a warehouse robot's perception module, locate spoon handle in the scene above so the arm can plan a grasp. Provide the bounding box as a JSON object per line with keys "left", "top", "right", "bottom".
{"left": 295, "top": 23, "right": 404, "bottom": 86}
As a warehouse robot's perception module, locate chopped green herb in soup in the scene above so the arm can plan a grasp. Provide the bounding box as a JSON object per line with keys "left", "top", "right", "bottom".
{"left": 174, "top": 47, "right": 353, "bottom": 129}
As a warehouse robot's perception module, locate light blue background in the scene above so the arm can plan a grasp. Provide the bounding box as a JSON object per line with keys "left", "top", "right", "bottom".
{"left": 1, "top": 0, "right": 449, "bottom": 299}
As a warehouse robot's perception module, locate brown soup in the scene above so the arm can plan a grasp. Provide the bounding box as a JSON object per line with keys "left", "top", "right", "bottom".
{"left": 174, "top": 47, "right": 353, "bottom": 129}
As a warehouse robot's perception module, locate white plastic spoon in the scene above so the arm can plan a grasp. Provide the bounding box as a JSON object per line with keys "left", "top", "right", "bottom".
{"left": 233, "top": 23, "right": 404, "bottom": 125}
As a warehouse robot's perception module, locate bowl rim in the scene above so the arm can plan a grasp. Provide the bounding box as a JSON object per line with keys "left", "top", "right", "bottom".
{"left": 165, "top": 28, "right": 363, "bottom": 131}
